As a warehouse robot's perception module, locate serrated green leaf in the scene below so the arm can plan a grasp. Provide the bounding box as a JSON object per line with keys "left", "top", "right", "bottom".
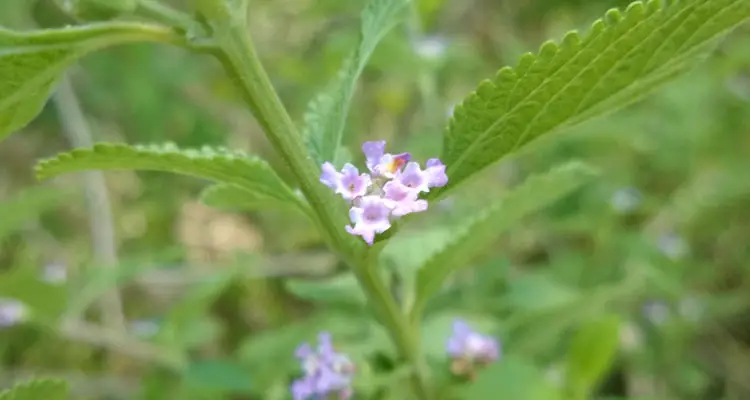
{"left": 437, "top": 0, "right": 750, "bottom": 197}
{"left": 412, "top": 162, "right": 598, "bottom": 317}
{"left": 0, "top": 379, "right": 68, "bottom": 400}
{"left": 199, "top": 183, "right": 307, "bottom": 214}
{"left": 0, "top": 23, "right": 178, "bottom": 141}
{"left": 565, "top": 314, "right": 622, "bottom": 398}
{"left": 458, "top": 355, "right": 562, "bottom": 400}
{"left": 34, "top": 143, "right": 307, "bottom": 213}
{"left": 304, "top": 0, "right": 410, "bottom": 165}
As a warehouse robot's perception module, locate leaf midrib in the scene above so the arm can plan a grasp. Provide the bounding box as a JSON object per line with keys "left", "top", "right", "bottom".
{"left": 444, "top": 0, "right": 710, "bottom": 182}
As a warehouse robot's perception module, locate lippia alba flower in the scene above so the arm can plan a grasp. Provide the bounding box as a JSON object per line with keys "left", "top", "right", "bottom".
{"left": 446, "top": 319, "right": 500, "bottom": 380}
{"left": 320, "top": 140, "right": 448, "bottom": 245}
{"left": 291, "top": 332, "right": 355, "bottom": 400}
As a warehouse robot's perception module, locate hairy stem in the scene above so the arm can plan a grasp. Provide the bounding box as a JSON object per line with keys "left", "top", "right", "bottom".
{"left": 53, "top": 75, "right": 126, "bottom": 332}
{"left": 199, "top": 5, "right": 432, "bottom": 397}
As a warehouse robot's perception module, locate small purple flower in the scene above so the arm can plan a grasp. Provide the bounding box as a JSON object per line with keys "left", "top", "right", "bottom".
{"left": 320, "top": 162, "right": 371, "bottom": 201}
{"left": 425, "top": 159, "right": 448, "bottom": 188}
{"left": 320, "top": 140, "right": 449, "bottom": 245}
{"left": 383, "top": 181, "right": 428, "bottom": 217}
{"left": 446, "top": 319, "right": 499, "bottom": 380}
{"left": 642, "top": 299, "right": 671, "bottom": 325}
{"left": 447, "top": 319, "right": 500, "bottom": 363}
{"left": 291, "top": 332, "right": 355, "bottom": 400}
{"left": 657, "top": 232, "right": 689, "bottom": 261}
{"left": 345, "top": 196, "right": 394, "bottom": 245}
{"left": 610, "top": 187, "right": 642, "bottom": 214}
{"left": 394, "top": 162, "right": 431, "bottom": 194}
{"left": 362, "top": 140, "right": 410, "bottom": 178}
{"left": 0, "top": 299, "right": 26, "bottom": 328}
{"left": 41, "top": 261, "right": 67, "bottom": 284}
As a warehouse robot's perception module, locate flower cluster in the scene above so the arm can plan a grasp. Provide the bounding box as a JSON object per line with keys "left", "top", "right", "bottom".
{"left": 446, "top": 319, "right": 501, "bottom": 380}
{"left": 291, "top": 332, "right": 355, "bottom": 400}
{"left": 320, "top": 140, "right": 448, "bottom": 245}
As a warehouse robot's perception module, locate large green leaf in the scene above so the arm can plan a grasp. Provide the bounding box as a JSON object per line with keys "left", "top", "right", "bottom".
{"left": 437, "top": 0, "right": 750, "bottom": 198}
{"left": 0, "top": 23, "right": 180, "bottom": 141}
{"left": 304, "top": 0, "right": 410, "bottom": 165}
{"left": 35, "top": 143, "right": 307, "bottom": 212}
{"left": 0, "top": 379, "right": 68, "bottom": 400}
{"left": 565, "top": 314, "right": 622, "bottom": 399}
{"left": 412, "top": 162, "right": 598, "bottom": 317}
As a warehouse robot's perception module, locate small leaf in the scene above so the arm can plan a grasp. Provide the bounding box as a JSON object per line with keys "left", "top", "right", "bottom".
{"left": 437, "top": 0, "right": 750, "bottom": 198}
{"left": 284, "top": 272, "right": 367, "bottom": 307}
{"left": 200, "top": 183, "right": 307, "bottom": 214}
{"left": 412, "top": 162, "right": 598, "bottom": 316}
{"left": 182, "top": 359, "right": 253, "bottom": 394}
{"left": 304, "top": 0, "right": 410, "bottom": 165}
{"left": 35, "top": 143, "right": 306, "bottom": 213}
{"left": 458, "top": 355, "right": 562, "bottom": 400}
{"left": 0, "top": 379, "right": 68, "bottom": 400}
{"left": 565, "top": 314, "right": 622, "bottom": 398}
{"left": 0, "top": 23, "right": 178, "bottom": 140}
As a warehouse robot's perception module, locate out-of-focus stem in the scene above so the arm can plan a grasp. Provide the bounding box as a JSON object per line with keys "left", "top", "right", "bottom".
{"left": 53, "top": 75, "right": 126, "bottom": 332}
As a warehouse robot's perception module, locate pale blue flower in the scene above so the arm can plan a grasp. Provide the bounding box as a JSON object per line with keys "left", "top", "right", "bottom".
{"left": 447, "top": 319, "right": 500, "bottom": 364}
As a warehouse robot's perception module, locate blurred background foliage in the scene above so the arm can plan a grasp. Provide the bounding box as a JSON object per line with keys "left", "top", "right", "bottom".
{"left": 1, "top": 0, "right": 749, "bottom": 399}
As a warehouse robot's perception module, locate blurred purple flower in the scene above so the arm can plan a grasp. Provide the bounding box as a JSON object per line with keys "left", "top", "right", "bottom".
{"left": 642, "top": 299, "right": 671, "bottom": 325}
{"left": 0, "top": 299, "right": 26, "bottom": 328}
{"left": 446, "top": 319, "right": 500, "bottom": 379}
{"left": 610, "top": 187, "right": 642, "bottom": 214}
{"left": 41, "top": 261, "right": 67, "bottom": 284}
{"left": 291, "top": 332, "right": 355, "bottom": 400}
{"left": 657, "top": 232, "right": 689, "bottom": 261}
{"left": 320, "top": 140, "right": 448, "bottom": 245}
{"left": 414, "top": 35, "right": 448, "bottom": 60}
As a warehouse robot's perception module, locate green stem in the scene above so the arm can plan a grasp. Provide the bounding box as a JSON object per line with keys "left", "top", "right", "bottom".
{"left": 202, "top": 8, "right": 432, "bottom": 399}
{"left": 136, "top": 0, "right": 195, "bottom": 31}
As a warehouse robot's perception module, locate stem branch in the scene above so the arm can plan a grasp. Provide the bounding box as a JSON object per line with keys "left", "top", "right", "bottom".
{"left": 204, "top": 9, "right": 432, "bottom": 399}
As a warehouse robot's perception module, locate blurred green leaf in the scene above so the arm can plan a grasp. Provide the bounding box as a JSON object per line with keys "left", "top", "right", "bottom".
{"left": 0, "top": 23, "right": 176, "bottom": 141}
{"left": 304, "top": 0, "right": 410, "bottom": 165}
{"left": 35, "top": 143, "right": 307, "bottom": 213}
{"left": 413, "top": 162, "right": 598, "bottom": 316}
{"left": 157, "top": 269, "right": 237, "bottom": 350}
{"left": 0, "top": 186, "right": 68, "bottom": 242}
{"left": 436, "top": 0, "right": 750, "bottom": 198}
{"left": 182, "top": 359, "right": 253, "bottom": 394}
{"left": 0, "top": 267, "right": 67, "bottom": 324}
{"left": 284, "top": 272, "right": 367, "bottom": 307}
{"left": 458, "top": 355, "right": 562, "bottom": 400}
{"left": 0, "top": 379, "right": 68, "bottom": 400}
{"left": 56, "top": 0, "right": 137, "bottom": 21}
{"left": 565, "top": 314, "right": 621, "bottom": 399}
{"left": 200, "top": 183, "right": 307, "bottom": 215}
{"left": 507, "top": 272, "right": 579, "bottom": 311}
